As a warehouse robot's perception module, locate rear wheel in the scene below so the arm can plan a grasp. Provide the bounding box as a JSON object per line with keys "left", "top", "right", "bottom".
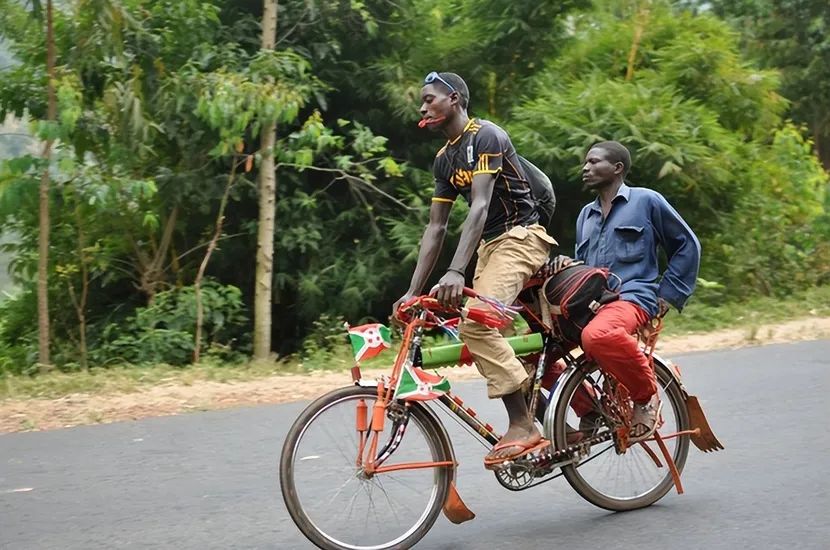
{"left": 280, "top": 385, "right": 451, "bottom": 550}
{"left": 551, "top": 359, "right": 690, "bottom": 511}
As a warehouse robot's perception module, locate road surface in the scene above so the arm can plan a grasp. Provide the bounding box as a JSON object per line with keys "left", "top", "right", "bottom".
{"left": 2, "top": 340, "right": 829, "bottom": 549}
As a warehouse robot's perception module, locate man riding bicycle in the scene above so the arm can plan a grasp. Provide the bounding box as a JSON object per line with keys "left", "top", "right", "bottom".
{"left": 392, "top": 71, "right": 556, "bottom": 468}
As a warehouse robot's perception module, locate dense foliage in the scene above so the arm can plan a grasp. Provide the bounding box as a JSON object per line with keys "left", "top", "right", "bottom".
{"left": 509, "top": 2, "right": 829, "bottom": 297}
{"left": 0, "top": 0, "right": 827, "bottom": 373}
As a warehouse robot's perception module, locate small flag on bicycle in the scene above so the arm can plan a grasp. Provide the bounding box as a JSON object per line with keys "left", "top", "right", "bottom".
{"left": 395, "top": 363, "right": 451, "bottom": 401}
{"left": 347, "top": 323, "right": 392, "bottom": 362}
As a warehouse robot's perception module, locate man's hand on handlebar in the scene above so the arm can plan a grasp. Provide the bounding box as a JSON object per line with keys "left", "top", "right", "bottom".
{"left": 436, "top": 269, "right": 465, "bottom": 309}
{"left": 392, "top": 292, "right": 415, "bottom": 323}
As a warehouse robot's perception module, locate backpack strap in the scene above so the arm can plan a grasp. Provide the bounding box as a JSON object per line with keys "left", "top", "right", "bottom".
{"left": 538, "top": 287, "right": 553, "bottom": 326}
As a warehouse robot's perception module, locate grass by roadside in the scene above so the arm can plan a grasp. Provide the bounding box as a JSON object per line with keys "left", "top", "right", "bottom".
{"left": 661, "top": 285, "right": 830, "bottom": 336}
{"left": 2, "top": 285, "right": 829, "bottom": 402}
{"left": 0, "top": 359, "right": 293, "bottom": 401}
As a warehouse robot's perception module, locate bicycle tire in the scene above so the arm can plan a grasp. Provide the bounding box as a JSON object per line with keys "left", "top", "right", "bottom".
{"left": 280, "top": 385, "right": 452, "bottom": 550}
{"left": 552, "top": 358, "right": 690, "bottom": 511}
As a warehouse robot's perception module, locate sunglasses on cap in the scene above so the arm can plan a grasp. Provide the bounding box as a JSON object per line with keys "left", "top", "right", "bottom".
{"left": 424, "top": 71, "right": 456, "bottom": 93}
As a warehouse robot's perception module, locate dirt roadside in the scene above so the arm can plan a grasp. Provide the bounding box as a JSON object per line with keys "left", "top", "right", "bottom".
{"left": 2, "top": 317, "right": 829, "bottom": 434}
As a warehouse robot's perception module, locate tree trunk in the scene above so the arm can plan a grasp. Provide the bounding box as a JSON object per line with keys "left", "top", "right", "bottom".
{"left": 625, "top": 0, "right": 651, "bottom": 82}
{"left": 68, "top": 206, "right": 90, "bottom": 370}
{"left": 133, "top": 207, "right": 178, "bottom": 305}
{"left": 253, "top": 0, "right": 278, "bottom": 360}
{"left": 193, "top": 158, "right": 240, "bottom": 363}
{"left": 37, "top": 0, "right": 56, "bottom": 370}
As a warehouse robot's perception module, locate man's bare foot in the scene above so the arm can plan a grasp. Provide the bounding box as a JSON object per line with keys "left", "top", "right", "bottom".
{"left": 484, "top": 423, "right": 542, "bottom": 463}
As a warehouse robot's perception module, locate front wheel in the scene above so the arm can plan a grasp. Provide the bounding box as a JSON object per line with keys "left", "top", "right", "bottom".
{"left": 550, "top": 358, "right": 690, "bottom": 511}
{"left": 280, "top": 385, "right": 452, "bottom": 550}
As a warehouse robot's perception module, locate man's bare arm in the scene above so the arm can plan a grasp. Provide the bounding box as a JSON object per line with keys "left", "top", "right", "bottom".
{"left": 406, "top": 200, "right": 453, "bottom": 295}
{"left": 392, "top": 200, "right": 453, "bottom": 319}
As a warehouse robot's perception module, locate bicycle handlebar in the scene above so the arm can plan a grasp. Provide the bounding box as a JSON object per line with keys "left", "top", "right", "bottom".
{"left": 395, "top": 287, "right": 478, "bottom": 317}
{"left": 394, "top": 287, "right": 516, "bottom": 330}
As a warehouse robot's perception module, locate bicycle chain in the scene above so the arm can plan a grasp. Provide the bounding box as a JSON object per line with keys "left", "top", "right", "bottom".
{"left": 493, "top": 430, "right": 615, "bottom": 490}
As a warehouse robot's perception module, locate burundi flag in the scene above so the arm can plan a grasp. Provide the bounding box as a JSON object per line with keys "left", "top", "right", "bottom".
{"left": 395, "top": 363, "right": 451, "bottom": 401}
{"left": 347, "top": 323, "right": 392, "bottom": 362}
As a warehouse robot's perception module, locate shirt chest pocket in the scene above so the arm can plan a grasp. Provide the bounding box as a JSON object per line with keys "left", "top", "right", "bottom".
{"left": 613, "top": 225, "right": 647, "bottom": 263}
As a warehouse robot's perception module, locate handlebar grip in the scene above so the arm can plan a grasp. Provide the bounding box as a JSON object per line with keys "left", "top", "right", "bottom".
{"left": 428, "top": 285, "right": 477, "bottom": 299}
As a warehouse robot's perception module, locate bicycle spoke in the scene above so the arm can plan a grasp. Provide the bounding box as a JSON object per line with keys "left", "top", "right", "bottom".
{"left": 325, "top": 473, "right": 358, "bottom": 507}
{"left": 380, "top": 472, "right": 432, "bottom": 495}
{"left": 320, "top": 421, "right": 357, "bottom": 466}
{"left": 371, "top": 477, "right": 403, "bottom": 524}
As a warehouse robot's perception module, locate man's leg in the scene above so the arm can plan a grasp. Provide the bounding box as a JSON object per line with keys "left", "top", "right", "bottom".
{"left": 580, "top": 300, "right": 655, "bottom": 402}
{"left": 459, "top": 225, "right": 553, "bottom": 461}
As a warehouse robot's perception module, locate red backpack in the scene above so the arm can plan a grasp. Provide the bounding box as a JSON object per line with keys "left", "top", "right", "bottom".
{"left": 542, "top": 264, "right": 619, "bottom": 345}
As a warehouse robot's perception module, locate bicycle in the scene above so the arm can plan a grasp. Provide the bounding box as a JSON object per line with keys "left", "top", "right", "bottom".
{"left": 280, "top": 269, "right": 723, "bottom": 550}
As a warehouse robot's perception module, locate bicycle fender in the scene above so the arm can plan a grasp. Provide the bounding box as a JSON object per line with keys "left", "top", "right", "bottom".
{"left": 650, "top": 352, "right": 688, "bottom": 397}
{"left": 542, "top": 361, "right": 581, "bottom": 441}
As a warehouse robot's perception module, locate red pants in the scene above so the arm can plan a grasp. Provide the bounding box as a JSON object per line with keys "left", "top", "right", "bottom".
{"left": 541, "top": 300, "right": 656, "bottom": 410}
{"left": 581, "top": 300, "right": 655, "bottom": 403}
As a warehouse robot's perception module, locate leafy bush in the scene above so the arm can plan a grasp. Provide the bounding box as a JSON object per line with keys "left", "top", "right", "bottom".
{"left": 0, "top": 287, "right": 39, "bottom": 375}
{"left": 299, "top": 313, "right": 352, "bottom": 371}
{"left": 91, "top": 280, "right": 249, "bottom": 366}
{"left": 708, "top": 126, "right": 830, "bottom": 295}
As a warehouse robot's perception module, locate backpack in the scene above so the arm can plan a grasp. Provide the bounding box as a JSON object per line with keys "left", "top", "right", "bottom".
{"left": 517, "top": 155, "right": 556, "bottom": 233}
{"left": 542, "top": 264, "right": 619, "bottom": 345}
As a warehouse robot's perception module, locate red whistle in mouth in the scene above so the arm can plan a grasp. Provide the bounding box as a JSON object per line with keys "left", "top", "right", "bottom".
{"left": 418, "top": 116, "right": 445, "bottom": 128}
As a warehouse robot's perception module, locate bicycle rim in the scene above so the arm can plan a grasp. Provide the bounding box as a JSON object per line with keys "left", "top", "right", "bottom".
{"left": 555, "top": 361, "right": 690, "bottom": 511}
{"left": 280, "top": 386, "right": 449, "bottom": 550}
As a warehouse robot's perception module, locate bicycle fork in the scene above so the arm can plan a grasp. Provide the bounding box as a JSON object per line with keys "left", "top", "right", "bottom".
{"left": 355, "top": 381, "right": 456, "bottom": 477}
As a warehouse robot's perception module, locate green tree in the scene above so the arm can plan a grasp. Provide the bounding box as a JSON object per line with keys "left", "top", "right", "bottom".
{"left": 0, "top": 0, "right": 413, "bottom": 368}
{"left": 254, "top": 0, "right": 279, "bottom": 361}
{"left": 510, "top": 0, "right": 828, "bottom": 296}
{"left": 709, "top": 0, "right": 830, "bottom": 170}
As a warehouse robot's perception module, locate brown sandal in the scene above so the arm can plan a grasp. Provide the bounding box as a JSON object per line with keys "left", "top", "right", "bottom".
{"left": 483, "top": 433, "right": 546, "bottom": 469}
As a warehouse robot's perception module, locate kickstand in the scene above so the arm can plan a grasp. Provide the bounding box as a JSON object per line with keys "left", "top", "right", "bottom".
{"left": 652, "top": 431, "right": 684, "bottom": 494}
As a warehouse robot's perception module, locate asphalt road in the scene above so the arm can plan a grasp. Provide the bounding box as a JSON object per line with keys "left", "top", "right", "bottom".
{"left": 2, "top": 340, "right": 829, "bottom": 550}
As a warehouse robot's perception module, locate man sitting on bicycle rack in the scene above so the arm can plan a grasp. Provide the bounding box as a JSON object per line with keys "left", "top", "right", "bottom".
{"left": 392, "top": 72, "right": 556, "bottom": 468}
{"left": 557, "top": 141, "right": 701, "bottom": 442}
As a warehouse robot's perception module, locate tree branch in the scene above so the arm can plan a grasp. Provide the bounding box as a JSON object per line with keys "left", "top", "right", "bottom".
{"left": 0, "top": 133, "right": 36, "bottom": 140}
{"left": 348, "top": 183, "right": 381, "bottom": 238}
{"left": 166, "top": 232, "right": 248, "bottom": 269}
{"left": 276, "top": 161, "right": 415, "bottom": 210}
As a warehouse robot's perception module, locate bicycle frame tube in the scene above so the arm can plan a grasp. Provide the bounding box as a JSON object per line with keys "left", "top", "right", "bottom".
{"left": 436, "top": 394, "right": 500, "bottom": 446}
{"left": 361, "top": 391, "right": 499, "bottom": 475}
{"left": 361, "top": 307, "right": 551, "bottom": 475}
{"left": 362, "top": 402, "right": 456, "bottom": 475}
{"left": 527, "top": 335, "right": 572, "bottom": 421}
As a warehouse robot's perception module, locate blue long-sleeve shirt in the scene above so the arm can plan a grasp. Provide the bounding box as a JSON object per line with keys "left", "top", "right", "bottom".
{"left": 575, "top": 183, "right": 701, "bottom": 318}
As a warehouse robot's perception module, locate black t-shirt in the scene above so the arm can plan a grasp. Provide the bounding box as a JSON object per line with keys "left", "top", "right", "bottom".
{"left": 432, "top": 118, "right": 538, "bottom": 241}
